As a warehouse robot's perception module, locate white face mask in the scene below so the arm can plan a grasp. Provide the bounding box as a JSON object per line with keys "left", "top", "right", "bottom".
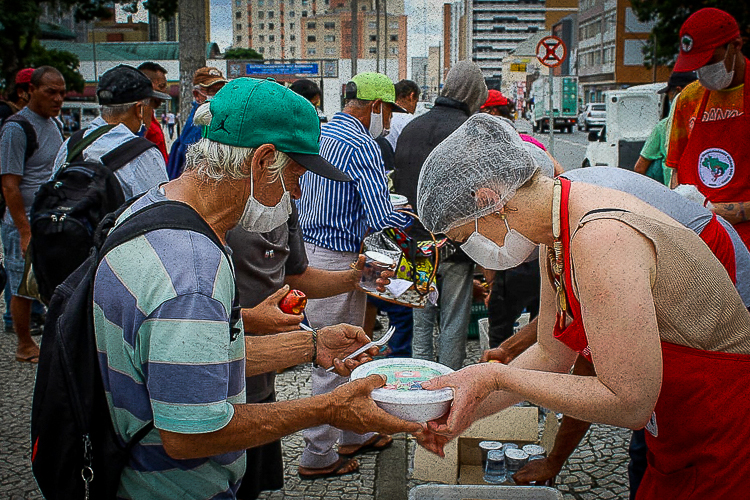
{"left": 237, "top": 171, "right": 292, "bottom": 233}
{"left": 461, "top": 217, "right": 537, "bottom": 270}
{"left": 369, "top": 106, "right": 385, "bottom": 138}
{"left": 697, "top": 47, "right": 736, "bottom": 91}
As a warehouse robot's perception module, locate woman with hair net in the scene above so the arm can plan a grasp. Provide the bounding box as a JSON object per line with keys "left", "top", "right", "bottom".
{"left": 415, "top": 113, "right": 750, "bottom": 499}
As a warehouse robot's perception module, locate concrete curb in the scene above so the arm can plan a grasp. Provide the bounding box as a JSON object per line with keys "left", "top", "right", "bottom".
{"left": 375, "top": 433, "right": 409, "bottom": 500}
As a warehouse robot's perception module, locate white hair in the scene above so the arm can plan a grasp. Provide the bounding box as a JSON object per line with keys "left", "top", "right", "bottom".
{"left": 99, "top": 100, "right": 148, "bottom": 120}
{"left": 185, "top": 103, "right": 291, "bottom": 182}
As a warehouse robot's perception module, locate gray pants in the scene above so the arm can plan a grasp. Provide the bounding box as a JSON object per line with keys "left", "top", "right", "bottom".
{"left": 300, "top": 243, "right": 374, "bottom": 469}
{"left": 412, "top": 260, "right": 474, "bottom": 370}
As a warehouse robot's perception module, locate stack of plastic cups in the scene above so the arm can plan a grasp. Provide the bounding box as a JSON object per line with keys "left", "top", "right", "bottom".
{"left": 484, "top": 450, "right": 507, "bottom": 484}
{"left": 504, "top": 448, "right": 530, "bottom": 484}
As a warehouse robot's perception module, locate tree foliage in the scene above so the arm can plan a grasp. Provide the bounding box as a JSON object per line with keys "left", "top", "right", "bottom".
{"left": 0, "top": 0, "right": 178, "bottom": 93}
{"left": 631, "top": 0, "right": 750, "bottom": 67}
{"left": 224, "top": 47, "right": 264, "bottom": 60}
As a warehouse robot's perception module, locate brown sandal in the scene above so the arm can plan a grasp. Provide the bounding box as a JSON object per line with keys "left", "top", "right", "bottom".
{"left": 298, "top": 456, "right": 359, "bottom": 480}
{"left": 338, "top": 433, "right": 393, "bottom": 457}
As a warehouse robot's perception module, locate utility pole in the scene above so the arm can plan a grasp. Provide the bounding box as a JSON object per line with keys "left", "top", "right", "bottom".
{"left": 376, "top": 0, "right": 381, "bottom": 73}
{"left": 383, "top": 0, "right": 388, "bottom": 77}
{"left": 351, "top": 0, "right": 358, "bottom": 75}
{"left": 179, "top": 0, "right": 206, "bottom": 126}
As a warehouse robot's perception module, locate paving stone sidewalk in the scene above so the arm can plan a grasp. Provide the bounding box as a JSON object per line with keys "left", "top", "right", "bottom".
{"left": 1, "top": 318, "right": 630, "bottom": 499}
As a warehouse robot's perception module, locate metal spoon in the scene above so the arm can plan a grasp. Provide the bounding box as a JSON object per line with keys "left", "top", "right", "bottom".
{"left": 325, "top": 326, "right": 395, "bottom": 373}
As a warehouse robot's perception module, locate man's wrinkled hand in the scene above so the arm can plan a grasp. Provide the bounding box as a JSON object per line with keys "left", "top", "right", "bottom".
{"left": 326, "top": 374, "right": 423, "bottom": 435}
{"left": 512, "top": 456, "right": 562, "bottom": 486}
{"left": 480, "top": 346, "right": 515, "bottom": 364}
{"left": 315, "top": 323, "right": 379, "bottom": 376}
{"left": 413, "top": 415, "right": 452, "bottom": 457}
{"left": 242, "top": 285, "right": 303, "bottom": 335}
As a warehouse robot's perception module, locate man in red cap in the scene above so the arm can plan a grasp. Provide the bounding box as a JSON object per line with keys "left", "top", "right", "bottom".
{"left": 480, "top": 89, "right": 513, "bottom": 119}
{"left": 667, "top": 8, "right": 750, "bottom": 248}
{"left": 0, "top": 69, "right": 34, "bottom": 125}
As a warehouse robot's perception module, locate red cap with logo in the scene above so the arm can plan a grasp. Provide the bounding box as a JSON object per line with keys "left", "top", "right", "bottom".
{"left": 674, "top": 8, "right": 740, "bottom": 72}
{"left": 481, "top": 89, "right": 509, "bottom": 108}
{"left": 15, "top": 68, "right": 34, "bottom": 85}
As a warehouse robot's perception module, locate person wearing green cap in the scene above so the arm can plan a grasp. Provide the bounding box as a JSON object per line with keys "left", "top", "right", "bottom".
{"left": 296, "top": 72, "right": 412, "bottom": 479}
{"left": 91, "top": 77, "right": 421, "bottom": 499}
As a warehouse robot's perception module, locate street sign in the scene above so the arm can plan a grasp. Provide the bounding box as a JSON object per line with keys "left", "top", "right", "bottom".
{"left": 536, "top": 36, "right": 567, "bottom": 68}
{"left": 245, "top": 63, "right": 320, "bottom": 75}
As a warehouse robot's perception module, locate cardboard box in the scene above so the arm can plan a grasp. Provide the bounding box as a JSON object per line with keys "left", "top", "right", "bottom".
{"left": 412, "top": 405, "right": 559, "bottom": 485}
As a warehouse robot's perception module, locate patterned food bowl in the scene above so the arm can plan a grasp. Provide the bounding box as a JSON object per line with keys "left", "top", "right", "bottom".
{"left": 351, "top": 358, "right": 454, "bottom": 422}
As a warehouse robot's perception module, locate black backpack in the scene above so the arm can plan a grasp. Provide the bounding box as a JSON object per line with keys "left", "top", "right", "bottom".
{"left": 29, "top": 127, "right": 157, "bottom": 303}
{"left": 0, "top": 113, "right": 63, "bottom": 219}
{"left": 31, "top": 200, "right": 239, "bottom": 500}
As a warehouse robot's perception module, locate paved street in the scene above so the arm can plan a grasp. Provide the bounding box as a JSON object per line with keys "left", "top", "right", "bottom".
{"left": 2, "top": 314, "right": 630, "bottom": 499}
{"left": 517, "top": 119, "right": 590, "bottom": 173}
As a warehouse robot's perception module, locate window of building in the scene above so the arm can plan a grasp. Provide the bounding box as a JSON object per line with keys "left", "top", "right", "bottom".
{"left": 325, "top": 47, "right": 336, "bottom": 55}
{"left": 324, "top": 21, "right": 335, "bottom": 29}
{"left": 258, "top": 0, "right": 264, "bottom": 4}
{"left": 368, "top": 21, "right": 376, "bottom": 29}
{"left": 389, "top": 21, "right": 398, "bottom": 29}
{"left": 235, "top": 11, "right": 241, "bottom": 18}
{"left": 308, "top": 35, "right": 316, "bottom": 42}
{"left": 389, "top": 34, "right": 397, "bottom": 42}
{"left": 259, "top": 35, "right": 265, "bottom": 41}
{"left": 235, "top": 0, "right": 241, "bottom": 6}
{"left": 259, "top": 46, "right": 265, "bottom": 53}
{"left": 268, "top": 11, "right": 274, "bottom": 18}
{"left": 307, "top": 47, "right": 316, "bottom": 55}
{"left": 361, "top": 5, "right": 366, "bottom": 10}
{"left": 290, "top": 34, "right": 296, "bottom": 40}
{"left": 289, "top": 0, "right": 294, "bottom": 4}
{"left": 308, "top": 22, "right": 316, "bottom": 29}
{"left": 269, "top": 34, "right": 275, "bottom": 41}
{"left": 290, "top": 22, "right": 295, "bottom": 29}
{"left": 269, "top": 46, "right": 275, "bottom": 54}
{"left": 390, "top": 46, "right": 398, "bottom": 54}
{"left": 324, "top": 34, "right": 335, "bottom": 42}
{"left": 259, "top": 23, "right": 264, "bottom": 29}
{"left": 302, "top": 10, "right": 308, "bottom": 17}
{"left": 236, "top": 23, "right": 242, "bottom": 30}
{"left": 268, "top": 0, "right": 274, "bottom": 5}
{"left": 369, "top": 47, "right": 377, "bottom": 54}
{"left": 258, "top": 11, "right": 264, "bottom": 19}
{"left": 268, "top": 22, "right": 274, "bottom": 29}
{"left": 237, "top": 35, "right": 242, "bottom": 42}
{"left": 369, "top": 35, "right": 377, "bottom": 42}
{"left": 302, "top": 0, "right": 308, "bottom": 5}
{"left": 289, "top": 11, "right": 295, "bottom": 17}
{"left": 290, "top": 46, "right": 296, "bottom": 54}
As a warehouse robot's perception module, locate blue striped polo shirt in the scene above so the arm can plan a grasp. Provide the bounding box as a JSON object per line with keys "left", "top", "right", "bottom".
{"left": 297, "top": 112, "right": 410, "bottom": 252}
{"left": 93, "top": 187, "right": 246, "bottom": 499}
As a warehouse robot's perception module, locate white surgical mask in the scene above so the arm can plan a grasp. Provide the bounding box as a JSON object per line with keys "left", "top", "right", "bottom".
{"left": 369, "top": 107, "right": 384, "bottom": 138}
{"left": 461, "top": 217, "right": 537, "bottom": 270}
{"left": 238, "top": 172, "right": 292, "bottom": 233}
{"left": 697, "top": 47, "right": 736, "bottom": 91}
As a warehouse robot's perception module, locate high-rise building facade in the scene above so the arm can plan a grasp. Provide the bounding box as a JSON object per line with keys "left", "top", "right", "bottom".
{"left": 443, "top": 0, "right": 468, "bottom": 78}
{"left": 469, "top": 0, "right": 546, "bottom": 80}
{"left": 233, "top": 0, "right": 407, "bottom": 79}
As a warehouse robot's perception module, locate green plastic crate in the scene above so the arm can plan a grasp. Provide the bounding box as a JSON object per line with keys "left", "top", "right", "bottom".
{"left": 468, "top": 301, "right": 488, "bottom": 339}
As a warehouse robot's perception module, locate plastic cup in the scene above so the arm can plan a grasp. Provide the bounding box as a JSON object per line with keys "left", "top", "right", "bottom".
{"left": 479, "top": 441, "right": 503, "bottom": 469}
{"left": 360, "top": 251, "right": 395, "bottom": 292}
{"left": 483, "top": 449, "right": 507, "bottom": 484}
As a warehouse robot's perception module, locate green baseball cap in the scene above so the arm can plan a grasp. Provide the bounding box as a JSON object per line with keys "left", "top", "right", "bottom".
{"left": 344, "top": 72, "right": 406, "bottom": 113}
{"left": 204, "top": 77, "right": 350, "bottom": 181}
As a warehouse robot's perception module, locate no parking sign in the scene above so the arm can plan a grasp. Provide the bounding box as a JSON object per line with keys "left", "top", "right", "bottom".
{"left": 536, "top": 36, "right": 567, "bottom": 68}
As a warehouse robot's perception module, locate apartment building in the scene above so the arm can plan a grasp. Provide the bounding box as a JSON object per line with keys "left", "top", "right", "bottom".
{"left": 469, "top": 0, "right": 546, "bottom": 80}
{"left": 577, "top": 0, "right": 670, "bottom": 102}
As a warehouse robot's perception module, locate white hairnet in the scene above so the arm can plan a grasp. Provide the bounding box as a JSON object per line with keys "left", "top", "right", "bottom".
{"left": 416, "top": 113, "right": 538, "bottom": 234}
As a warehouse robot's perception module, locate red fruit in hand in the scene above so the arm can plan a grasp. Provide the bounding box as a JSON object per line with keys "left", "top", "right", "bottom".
{"left": 279, "top": 289, "right": 307, "bottom": 315}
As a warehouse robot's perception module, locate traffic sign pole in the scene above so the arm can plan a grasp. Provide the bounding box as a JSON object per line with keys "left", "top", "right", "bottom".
{"left": 535, "top": 35, "right": 567, "bottom": 162}
{"left": 548, "top": 65, "right": 554, "bottom": 159}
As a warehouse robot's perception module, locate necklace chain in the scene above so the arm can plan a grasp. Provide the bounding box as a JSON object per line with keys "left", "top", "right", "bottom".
{"left": 548, "top": 179, "right": 568, "bottom": 326}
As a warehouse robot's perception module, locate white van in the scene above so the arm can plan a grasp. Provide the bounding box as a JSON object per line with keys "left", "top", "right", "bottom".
{"left": 582, "top": 83, "right": 666, "bottom": 169}
{"left": 60, "top": 102, "right": 100, "bottom": 135}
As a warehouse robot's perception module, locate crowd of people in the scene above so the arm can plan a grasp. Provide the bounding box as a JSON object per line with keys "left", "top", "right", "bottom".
{"left": 0, "top": 6, "right": 748, "bottom": 499}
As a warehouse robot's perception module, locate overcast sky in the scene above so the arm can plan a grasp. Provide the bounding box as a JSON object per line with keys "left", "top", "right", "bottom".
{"left": 210, "top": 0, "right": 445, "bottom": 62}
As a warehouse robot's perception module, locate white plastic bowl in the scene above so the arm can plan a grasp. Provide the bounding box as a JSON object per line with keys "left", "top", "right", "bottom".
{"left": 390, "top": 193, "right": 409, "bottom": 208}
{"left": 351, "top": 358, "right": 454, "bottom": 422}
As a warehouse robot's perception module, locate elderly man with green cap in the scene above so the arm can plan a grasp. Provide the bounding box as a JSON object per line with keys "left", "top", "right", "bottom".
{"left": 296, "top": 72, "right": 412, "bottom": 479}
{"left": 91, "top": 77, "right": 421, "bottom": 499}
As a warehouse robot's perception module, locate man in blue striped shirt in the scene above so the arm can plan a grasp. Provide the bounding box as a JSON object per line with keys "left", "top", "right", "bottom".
{"left": 297, "top": 73, "right": 411, "bottom": 478}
